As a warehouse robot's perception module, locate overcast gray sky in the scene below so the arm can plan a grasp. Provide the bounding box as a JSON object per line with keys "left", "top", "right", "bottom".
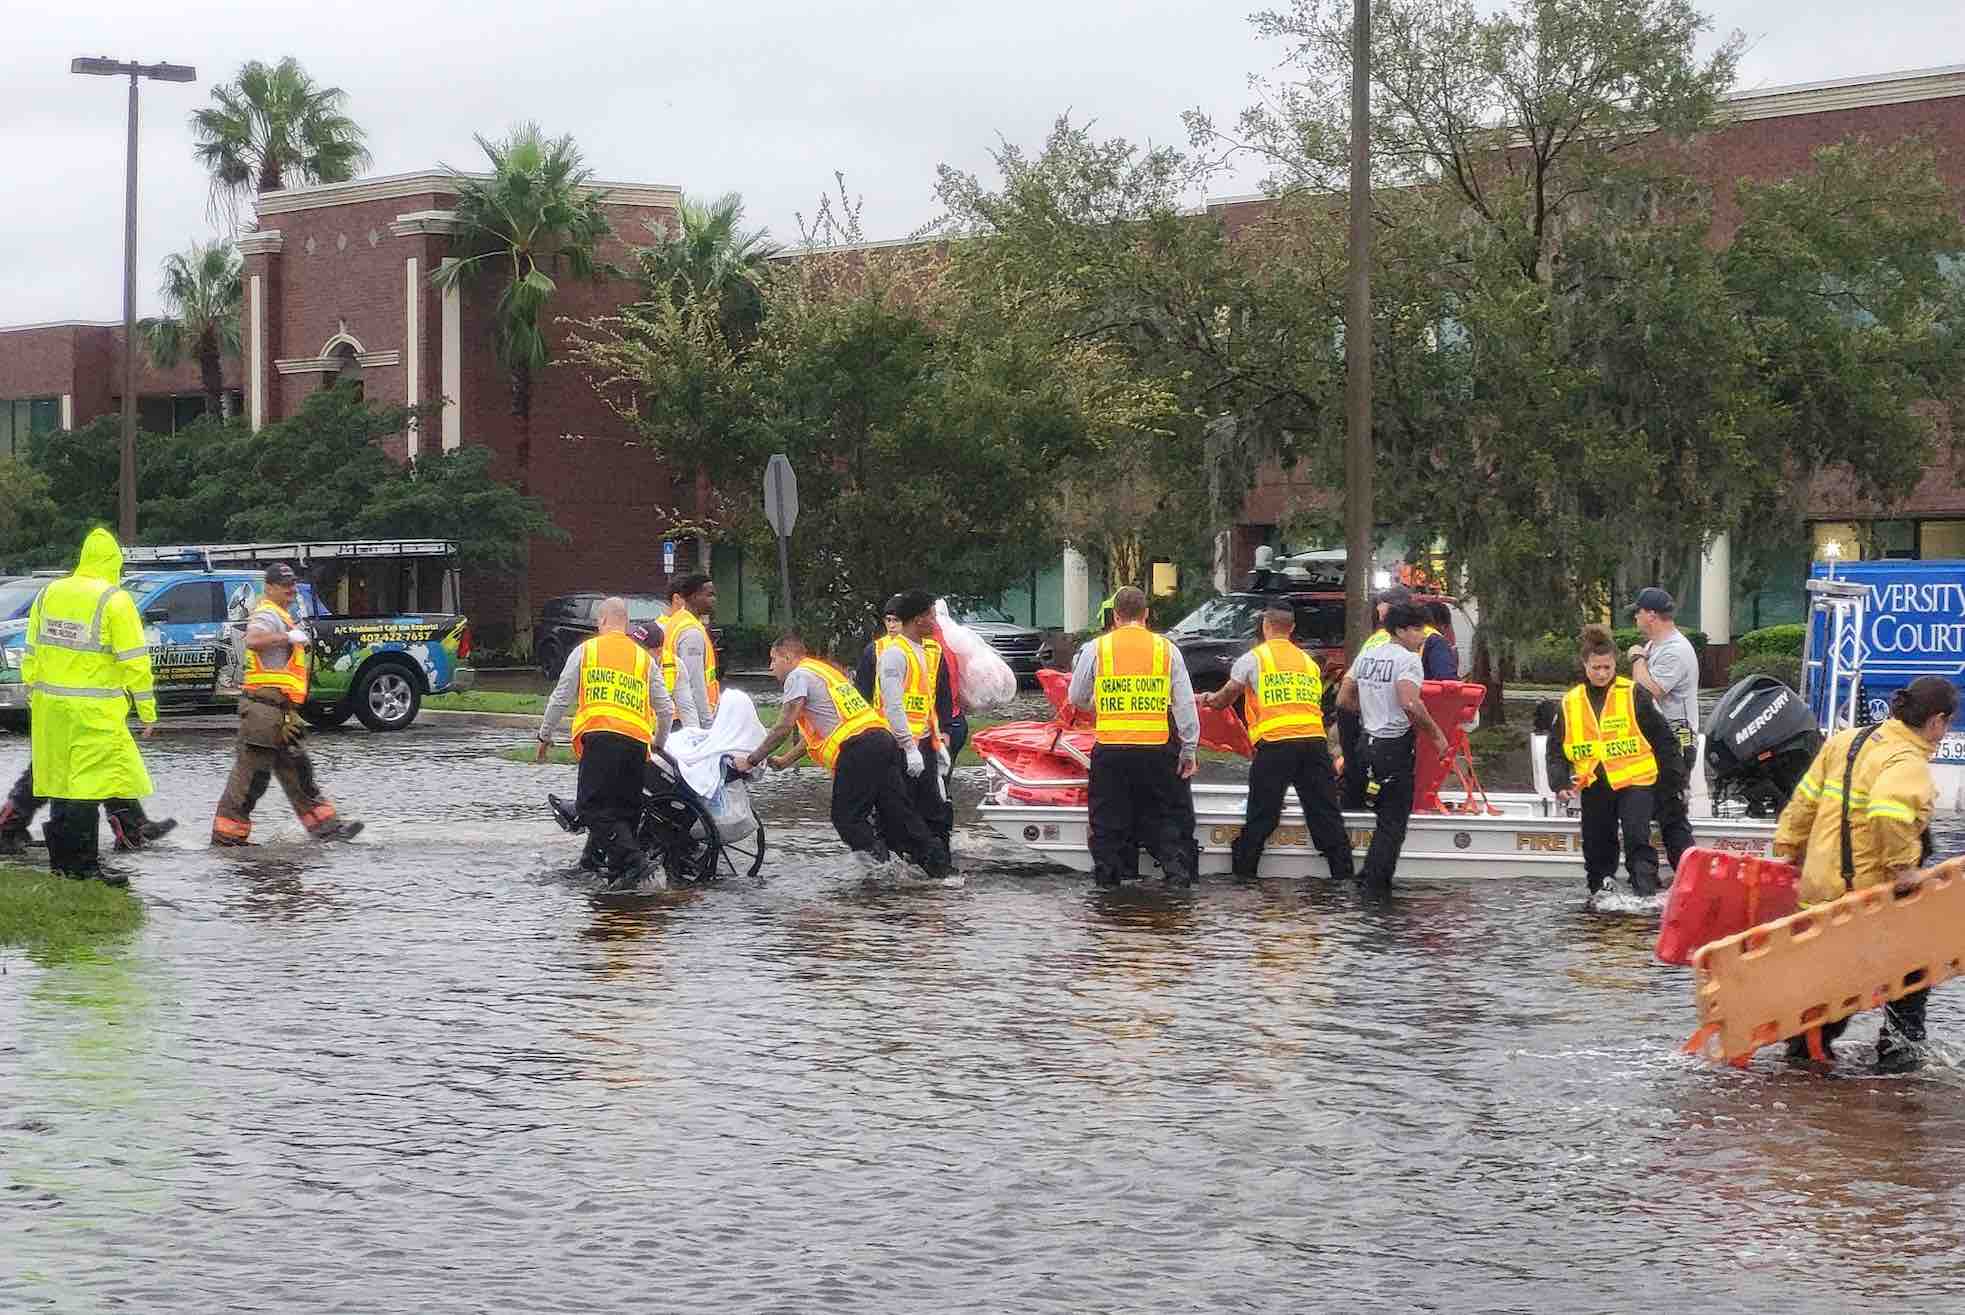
{"left": 5, "top": 0, "right": 1960, "bottom": 324}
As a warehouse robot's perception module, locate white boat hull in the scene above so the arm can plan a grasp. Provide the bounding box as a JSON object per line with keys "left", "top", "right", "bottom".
{"left": 980, "top": 784, "right": 1777, "bottom": 882}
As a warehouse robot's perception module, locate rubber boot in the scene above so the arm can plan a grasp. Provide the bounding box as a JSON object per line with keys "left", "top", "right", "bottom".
{"left": 0, "top": 797, "right": 28, "bottom": 855}
{"left": 315, "top": 819, "right": 364, "bottom": 842}
{"left": 548, "top": 794, "right": 583, "bottom": 833}
{"left": 1875, "top": 991, "right": 1928, "bottom": 1074}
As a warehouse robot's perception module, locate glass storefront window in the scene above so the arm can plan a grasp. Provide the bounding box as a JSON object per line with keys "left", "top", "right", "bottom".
{"left": 1920, "top": 520, "right": 1965, "bottom": 560}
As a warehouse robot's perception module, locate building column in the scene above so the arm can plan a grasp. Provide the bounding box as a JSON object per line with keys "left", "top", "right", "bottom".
{"left": 404, "top": 256, "right": 421, "bottom": 459}
{"left": 1700, "top": 532, "right": 1731, "bottom": 644}
{"left": 59, "top": 394, "right": 73, "bottom": 430}
{"left": 248, "top": 273, "right": 265, "bottom": 430}
{"left": 1062, "top": 546, "right": 1089, "bottom": 633}
{"left": 441, "top": 283, "right": 461, "bottom": 451}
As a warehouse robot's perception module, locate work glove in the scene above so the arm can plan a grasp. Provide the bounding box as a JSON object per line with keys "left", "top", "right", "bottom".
{"left": 287, "top": 628, "right": 310, "bottom": 647}
{"left": 936, "top": 741, "right": 953, "bottom": 780}
{"left": 905, "top": 744, "right": 925, "bottom": 778}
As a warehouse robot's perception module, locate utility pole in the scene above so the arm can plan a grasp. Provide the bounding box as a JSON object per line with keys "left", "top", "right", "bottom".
{"left": 70, "top": 56, "right": 197, "bottom": 543}
{"left": 1342, "top": 0, "right": 1374, "bottom": 654}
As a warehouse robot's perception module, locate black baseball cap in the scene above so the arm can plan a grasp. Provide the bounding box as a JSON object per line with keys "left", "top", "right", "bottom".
{"left": 1374, "top": 584, "right": 1413, "bottom": 607}
{"left": 263, "top": 562, "right": 298, "bottom": 585}
{"left": 1628, "top": 586, "right": 1675, "bottom": 616}
{"left": 882, "top": 594, "right": 906, "bottom": 618}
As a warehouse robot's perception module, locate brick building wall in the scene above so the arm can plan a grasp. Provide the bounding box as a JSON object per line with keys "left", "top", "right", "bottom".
{"left": 0, "top": 320, "right": 237, "bottom": 434}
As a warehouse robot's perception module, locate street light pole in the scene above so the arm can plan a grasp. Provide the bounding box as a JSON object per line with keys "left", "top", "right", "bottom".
{"left": 1342, "top": 0, "right": 1374, "bottom": 654}
{"left": 71, "top": 56, "right": 196, "bottom": 544}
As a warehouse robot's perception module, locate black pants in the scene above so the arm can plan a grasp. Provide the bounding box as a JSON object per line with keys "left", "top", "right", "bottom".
{"left": 833, "top": 731, "right": 945, "bottom": 870}
{"left": 1652, "top": 743, "right": 1697, "bottom": 874}
{"left": 1358, "top": 731, "right": 1416, "bottom": 890}
{"left": 576, "top": 731, "right": 648, "bottom": 873}
{"left": 1336, "top": 709, "right": 1367, "bottom": 809}
{"left": 908, "top": 734, "right": 954, "bottom": 849}
{"left": 1809, "top": 990, "right": 1929, "bottom": 1058}
{"left": 3, "top": 768, "right": 153, "bottom": 848}
{"left": 1234, "top": 737, "right": 1353, "bottom": 881}
{"left": 43, "top": 800, "right": 103, "bottom": 876}
{"left": 1088, "top": 744, "right": 1195, "bottom": 886}
{"left": 1579, "top": 777, "right": 1659, "bottom": 895}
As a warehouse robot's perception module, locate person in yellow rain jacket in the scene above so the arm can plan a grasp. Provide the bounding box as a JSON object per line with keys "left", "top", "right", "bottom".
{"left": 19, "top": 528, "right": 167, "bottom": 884}
{"left": 1772, "top": 676, "right": 1959, "bottom": 1072}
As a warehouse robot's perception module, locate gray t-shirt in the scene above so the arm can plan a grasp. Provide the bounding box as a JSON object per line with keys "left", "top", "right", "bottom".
{"left": 783, "top": 664, "right": 846, "bottom": 741}
{"left": 1644, "top": 629, "right": 1699, "bottom": 729}
{"left": 877, "top": 638, "right": 924, "bottom": 747}
{"left": 1352, "top": 639, "right": 1424, "bottom": 737}
{"left": 671, "top": 624, "right": 714, "bottom": 731}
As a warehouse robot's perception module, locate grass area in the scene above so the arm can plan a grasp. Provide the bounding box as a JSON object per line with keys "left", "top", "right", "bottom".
{"left": 425, "top": 690, "right": 548, "bottom": 715}
{"left": 1468, "top": 723, "right": 1530, "bottom": 760}
{"left": 0, "top": 866, "right": 145, "bottom": 965}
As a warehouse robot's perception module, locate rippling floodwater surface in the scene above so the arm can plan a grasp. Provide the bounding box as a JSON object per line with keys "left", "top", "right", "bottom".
{"left": 4, "top": 719, "right": 1965, "bottom": 1313}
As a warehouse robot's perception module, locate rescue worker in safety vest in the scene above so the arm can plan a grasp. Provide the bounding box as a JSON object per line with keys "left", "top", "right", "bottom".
{"left": 1067, "top": 586, "right": 1200, "bottom": 887}
{"left": 1337, "top": 604, "right": 1452, "bottom": 894}
{"left": 537, "top": 596, "right": 674, "bottom": 885}
{"left": 734, "top": 633, "right": 949, "bottom": 877}
{"left": 1625, "top": 586, "right": 1699, "bottom": 870}
{"left": 15, "top": 528, "right": 173, "bottom": 883}
{"left": 871, "top": 590, "right": 954, "bottom": 851}
{"left": 1542, "top": 623, "right": 1679, "bottom": 900}
{"left": 1340, "top": 585, "right": 1453, "bottom": 808}
{"left": 212, "top": 563, "right": 364, "bottom": 848}
{"left": 1201, "top": 604, "right": 1353, "bottom": 881}
{"left": 661, "top": 573, "right": 720, "bottom": 732}
{"left": 1772, "top": 676, "right": 1959, "bottom": 1073}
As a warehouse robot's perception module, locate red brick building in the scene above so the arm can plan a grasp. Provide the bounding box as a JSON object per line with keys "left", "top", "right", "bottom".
{"left": 0, "top": 319, "right": 242, "bottom": 456}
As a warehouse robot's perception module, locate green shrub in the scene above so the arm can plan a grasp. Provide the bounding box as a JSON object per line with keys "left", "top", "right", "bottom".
{"left": 1516, "top": 626, "right": 1708, "bottom": 684}
{"left": 1728, "top": 653, "right": 1803, "bottom": 689}
{"left": 715, "top": 623, "right": 773, "bottom": 667}
{"left": 1735, "top": 624, "right": 1806, "bottom": 658}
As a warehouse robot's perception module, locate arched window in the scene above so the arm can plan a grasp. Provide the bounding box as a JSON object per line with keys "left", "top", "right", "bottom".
{"left": 330, "top": 342, "right": 364, "bottom": 402}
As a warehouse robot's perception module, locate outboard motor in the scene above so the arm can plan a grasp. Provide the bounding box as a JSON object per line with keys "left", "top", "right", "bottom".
{"left": 1703, "top": 675, "right": 1822, "bottom": 818}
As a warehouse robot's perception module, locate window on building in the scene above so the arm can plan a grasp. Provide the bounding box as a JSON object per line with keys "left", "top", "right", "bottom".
{"left": 0, "top": 396, "right": 59, "bottom": 458}
{"left": 1871, "top": 520, "right": 1917, "bottom": 560}
{"left": 1919, "top": 520, "right": 1965, "bottom": 560}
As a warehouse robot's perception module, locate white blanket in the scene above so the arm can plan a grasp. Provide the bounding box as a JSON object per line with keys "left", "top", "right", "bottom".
{"left": 667, "top": 687, "right": 769, "bottom": 798}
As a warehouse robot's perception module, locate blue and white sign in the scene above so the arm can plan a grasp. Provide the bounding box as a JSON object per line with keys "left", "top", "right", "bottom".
{"left": 1808, "top": 559, "right": 1965, "bottom": 761}
{"left": 662, "top": 540, "right": 676, "bottom": 574}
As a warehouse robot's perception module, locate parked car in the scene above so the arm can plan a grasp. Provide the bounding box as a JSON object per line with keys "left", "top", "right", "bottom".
{"left": 0, "top": 565, "right": 475, "bottom": 733}
{"left": 958, "top": 606, "right": 1055, "bottom": 688}
{"left": 0, "top": 574, "right": 57, "bottom": 622}
{"left": 1167, "top": 589, "right": 1472, "bottom": 692}
{"left": 533, "top": 593, "right": 672, "bottom": 678}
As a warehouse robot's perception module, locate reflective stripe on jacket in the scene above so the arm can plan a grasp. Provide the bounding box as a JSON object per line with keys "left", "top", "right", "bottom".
{"left": 571, "top": 633, "right": 655, "bottom": 756}
{"left": 1093, "top": 624, "right": 1172, "bottom": 747}
{"left": 242, "top": 597, "right": 310, "bottom": 705}
{"left": 1775, "top": 719, "right": 1938, "bottom": 906}
{"left": 660, "top": 608, "right": 720, "bottom": 713}
{"left": 24, "top": 528, "right": 156, "bottom": 800}
{"left": 1561, "top": 677, "right": 1659, "bottom": 791}
{"left": 793, "top": 658, "right": 886, "bottom": 772}
{"left": 1246, "top": 639, "right": 1325, "bottom": 744}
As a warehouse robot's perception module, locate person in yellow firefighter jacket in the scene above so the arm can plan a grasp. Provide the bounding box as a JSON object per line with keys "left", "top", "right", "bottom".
{"left": 733, "top": 633, "right": 950, "bottom": 877}
{"left": 1771, "top": 675, "right": 1959, "bottom": 1073}
{"left": 1541, "top": 624, "right": 1681, "bottom": 900}
{"left": 1067, "top": 586, "right": 1200, "bottom": 887}
{"left": 1201, "top": 603, "right": 1353, "bottom": 881}
{"left": 212, "top": 563, "right": 364, "bottom": 848}
{"left": 537, "top": 596, "right": 674, "bottom": 886}
{"left": 18, "top": 527, "right": 173, "bottom": 883}
{"left": 661, "top": 573, "right": 720, "bottom": 732}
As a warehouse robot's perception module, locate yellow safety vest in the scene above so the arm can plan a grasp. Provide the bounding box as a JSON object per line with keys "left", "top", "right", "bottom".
{"left": 570, "top": 632, "right": 655, "bottom": 757}
{"left": 659, "top": 607, "right": 720, "bottom": 715}
{"left": 793, "top": 658, "right": 887, "bottom": 772}
{"left": 1093, "top": 624, "right": 1172, "bottom": 747}
{"left": 1245, "top": 639, "right": 1325, "bottom": 744}
{"left": 1562, "top": 677, "right": 1659, "bottom": 791}
{"left": 1361, "top": 624, "right": 1438, "bottom": 654}
{"left": 875, "top": 634, "right": 942, "bottom": 743}
{"left": 242, "top": 597, "right": 311, "bottom": 705}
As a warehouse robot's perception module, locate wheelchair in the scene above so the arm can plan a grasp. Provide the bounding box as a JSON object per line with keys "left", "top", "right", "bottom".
{"left": 549, "top": 749, "right": 767, "bottom": 886}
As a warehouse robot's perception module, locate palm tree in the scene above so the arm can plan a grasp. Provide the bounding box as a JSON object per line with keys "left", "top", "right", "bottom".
{"left": 433, "top": 124, "right": 615, "bottom": 427}
{"left": 634, "top": 191, "right": 781, "bottom": 349}
{"left": 190, "top": 57, "right": 371, "bottom": 224}
{"left": 140, "top": 240, "right": 243, "bottom": 419}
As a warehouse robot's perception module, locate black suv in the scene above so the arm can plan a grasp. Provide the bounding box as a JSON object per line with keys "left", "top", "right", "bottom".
{"left": 958, "top": 606, "right": 1054, "bottom": 688}
{"left": 1168, "top": 589, "right": 1465, "bottom": 691}
{"left": 534, "top": 593, "right": 671, "bottom": 678}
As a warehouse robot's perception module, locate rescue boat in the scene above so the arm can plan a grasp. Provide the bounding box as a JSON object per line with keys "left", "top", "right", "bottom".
{"left": 976, "top": 671, "right": 1781, "bottom": 881}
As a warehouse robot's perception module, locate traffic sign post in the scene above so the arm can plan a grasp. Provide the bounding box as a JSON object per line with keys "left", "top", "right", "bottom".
{"left": 763, "top": 454, "right": 798, "bottom": 623}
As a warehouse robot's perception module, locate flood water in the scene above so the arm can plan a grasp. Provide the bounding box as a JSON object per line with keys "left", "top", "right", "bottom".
{"left": 4, "top": 719, "right": 1964, "bottom": 1312}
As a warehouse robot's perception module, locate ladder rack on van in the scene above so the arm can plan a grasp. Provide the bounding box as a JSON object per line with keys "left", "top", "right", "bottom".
{"left": 121, "top": 540, "right": 459, "bottom": 570}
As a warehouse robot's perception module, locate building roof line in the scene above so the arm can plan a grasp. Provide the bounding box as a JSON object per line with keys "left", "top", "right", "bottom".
{"left": 0, "top": 319, "right": 125, "bottom": 334}
{"left": 254, "top": 168, "right": 683, "bottom": 218}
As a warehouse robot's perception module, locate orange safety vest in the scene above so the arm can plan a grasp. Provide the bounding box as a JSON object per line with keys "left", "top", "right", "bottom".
{"left": 1562, "top": 676, "right": 1659, "bottom": 791}
{"left": 792, "top": 658, "right": 887, "bottom": 772}
{"left": 659, "top": 607, "right": 720, "bottom": 715}
{"left": 875, "top": 633, "right": 942, "bottom": 744}
{"left": 1244, "top": 638, "right": 1325, "bottom": 744}
{"left": 1093, "top": 623, "right": 1172, "bottom": 747}
{"left": 242, "top": 597, "right": 310, "bottom": 705}
{"left": 570, "top": 632, "right": 655, "bottom": 757}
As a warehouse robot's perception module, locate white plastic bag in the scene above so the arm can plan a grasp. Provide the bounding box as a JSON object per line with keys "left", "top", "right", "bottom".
{"left": 701, "top": 773, "right": 757, "bottom": 842}
{"left": 934, "top": 599, "right": 1019, "bottom": 711}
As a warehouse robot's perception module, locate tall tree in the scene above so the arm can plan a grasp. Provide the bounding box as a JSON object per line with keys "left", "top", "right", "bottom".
{"left": 190, "top": 57, "right": 371, "bottom": 224}
{"left": 633, "top": 191, "right": 781, "bottom": 350}
{"left": 434, "top": 124, "right": 615, "bottom": 428}
{"left": 140, "top": 240, "right": 243, "bottom": 418}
